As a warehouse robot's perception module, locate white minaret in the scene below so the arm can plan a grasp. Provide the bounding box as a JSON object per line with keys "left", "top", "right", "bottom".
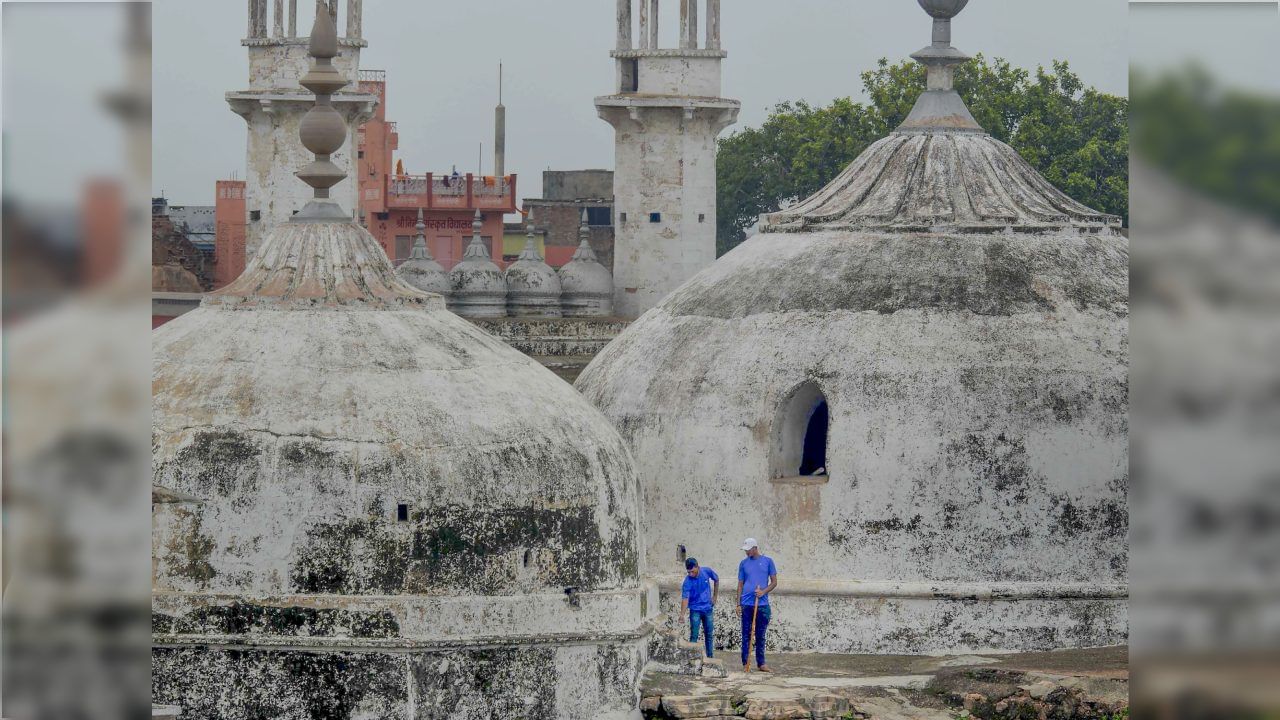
{"left": 596, "top": 0, "right": 739, "bottom": 319}
{"left": 227, "top": 0, "right": 376, "bottom": 256}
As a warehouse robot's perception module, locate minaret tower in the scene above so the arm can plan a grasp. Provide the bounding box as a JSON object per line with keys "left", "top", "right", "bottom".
{"left": 596, "top": 0, "right": 739, "bottom": 319}
{"left": 227, "top": 0, "right": 376, "bottom": 256}
{"left": 494, "top": 63, "right": 506, "bottom": 178}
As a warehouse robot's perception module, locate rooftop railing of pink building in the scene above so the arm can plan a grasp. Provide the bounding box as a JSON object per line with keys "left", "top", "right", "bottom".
{"left": 385, "top": 173, "right": 517, "bottom": 211}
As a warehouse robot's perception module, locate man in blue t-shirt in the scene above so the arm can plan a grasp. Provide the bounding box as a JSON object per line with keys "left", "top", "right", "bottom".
{"left": 680, "top": 557, "right": 719, "bottom": 658}
{"left": 736, "top": 538, "right": 778, "bottom": 672}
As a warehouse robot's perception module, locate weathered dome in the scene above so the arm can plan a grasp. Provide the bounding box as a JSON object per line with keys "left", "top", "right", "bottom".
{"left": 154, "top": 220, "right": 647, "bottom": 712}
{"left": 154, "top": 223, "right": 643, "bottom": 604}
{"left": 559, "top": 211, "right": 615, "bottom": 318}
{"left": 577, "top": 2, "right": 1127, "bottom": 655}
{"left": 447, "top": 211, "right": 507, "bottom": 318}
{"left": 505, "top": 222, "right": 563, "bottom": 318}
{"left": 396, "top": 209, "right": 451, "bottom": 297}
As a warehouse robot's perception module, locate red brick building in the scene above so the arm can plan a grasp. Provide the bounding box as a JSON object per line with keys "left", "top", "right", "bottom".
{"left": 213, "top": 180, "right": 247, "bottom": 287}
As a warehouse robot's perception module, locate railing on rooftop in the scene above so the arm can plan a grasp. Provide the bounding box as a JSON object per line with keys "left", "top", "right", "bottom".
{"left": 385, "top": 173, "right": 517, "bottom": 211}
{"left": 358, "top": 69, "right": 386, "bottom": 83}
{"left": 386, "top": 121, "right": 398, "bottom": 133}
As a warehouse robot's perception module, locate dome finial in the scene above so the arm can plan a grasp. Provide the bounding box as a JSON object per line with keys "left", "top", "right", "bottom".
{"left": 461, "top": 210, "right": 491, "bottom": 260}
{"left": 410, "top": 208, "right": 432, "bottom": 260}
{"left": 896, "top": 0, "right": 981, "bottom": 134}
{"left": 520, "top": 217, "right": 544, "bottom": 261}
{"left": 573, "top": 209, "right": 599, "bottom": 262}
{"left": 294, "top": 3, "right": 350, "bottom": 213}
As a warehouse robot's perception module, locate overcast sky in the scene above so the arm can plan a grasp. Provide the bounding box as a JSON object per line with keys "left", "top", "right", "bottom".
{"left": 143, "top": 0, "right": 1130, "bottom": 205}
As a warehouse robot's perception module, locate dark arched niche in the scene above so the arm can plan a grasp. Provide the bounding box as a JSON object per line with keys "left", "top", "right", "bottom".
{"left": 770, "top": 381, "right": 830, "bottom": 484}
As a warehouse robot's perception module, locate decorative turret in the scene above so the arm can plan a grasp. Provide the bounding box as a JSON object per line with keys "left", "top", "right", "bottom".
{"left": 559, "top": 209, "right": 615, "bottom": 318}
{"left": 596, "top": 0, "right": 740, "bottom": 318}
{"left": 396, "top": 208, "right": 451, "bottom": 297}
{"left": 447, "top": 210, "right": 507, "bottom": 318}
{"left": 505, "top": 219, "right": 563, "bottom": 318}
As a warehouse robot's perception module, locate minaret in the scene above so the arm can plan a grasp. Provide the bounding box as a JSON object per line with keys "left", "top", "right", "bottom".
{"left": 227, "top": 0, "right": 376, "bottom": 256}
{"left": 596, "top": 0, "right": 740, "bottom": 319}
{"left": 494, "top": 63, "right": 506, "bottom": 178}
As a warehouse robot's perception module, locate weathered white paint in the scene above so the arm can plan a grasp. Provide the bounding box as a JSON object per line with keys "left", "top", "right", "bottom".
{"left": 153, "top": 216, "right": 654, "bottom": 717}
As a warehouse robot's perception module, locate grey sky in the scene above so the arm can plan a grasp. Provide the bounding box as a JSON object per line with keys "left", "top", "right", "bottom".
{"left": 2, "top": 2, "right": 125, "bottom": 206}
{"left": 149, "top": 0, "right": 1127, "bottom": 206}
{"left": 1131, "top": 4, "right": 1279, "bottom": 93}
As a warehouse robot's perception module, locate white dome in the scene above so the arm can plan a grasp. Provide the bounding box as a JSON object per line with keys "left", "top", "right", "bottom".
{"left": 397, "top": 255, "right": 451, "bottom": 296}
{"left": 558, "top": 215, "right": 614, "bottom": 318}
{"left": 396, "top": 228, "right": 452, "bottom": 297}
{"left": 448, "top": 235, "right": 507, "bottom": 318}
{"left": 505, "top": 231, "right": 563, "bottom": 318}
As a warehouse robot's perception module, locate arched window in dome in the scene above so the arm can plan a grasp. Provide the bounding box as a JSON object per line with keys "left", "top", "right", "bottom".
{"left": 770, "top": 381, "right": 830, "bottom": 484}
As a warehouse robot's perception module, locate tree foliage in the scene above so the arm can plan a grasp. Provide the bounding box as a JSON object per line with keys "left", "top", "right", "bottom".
{"left": 716, "top": 56, "right": 1129, "bottom": 255}
{"left": 1132, "top": 66, "right": 1280, "bottom": 223}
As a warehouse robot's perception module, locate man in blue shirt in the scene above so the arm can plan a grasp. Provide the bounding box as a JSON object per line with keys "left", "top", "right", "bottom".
{"left": 680, "top": 557, "right": 719, "bottom": 658}
{"left": 736, "top": 538, "right": 778, "bottom": 672}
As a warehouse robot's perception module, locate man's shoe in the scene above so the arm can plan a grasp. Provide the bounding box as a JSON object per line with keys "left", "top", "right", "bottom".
{"left": 758, "top": 665, "right": 773, "bottom": 673}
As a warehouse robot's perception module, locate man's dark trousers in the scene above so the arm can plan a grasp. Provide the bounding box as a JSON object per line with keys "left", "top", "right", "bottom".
{"left": 740, "top": 601, "right": 771, "bottom": 668}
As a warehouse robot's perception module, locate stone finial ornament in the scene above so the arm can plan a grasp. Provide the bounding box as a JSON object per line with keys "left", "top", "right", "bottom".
{"left": 576, "top": 209, "right": 596, "bottom": 259}
{"left": 208, "top": 0, "right": 436, "bottom": 306}
{"left": 901, "top": 0, "right": 978, "bottom": 132}
{"left": 411, "top": 208, "right": 433, "bottom": 260}
{"left": 519, "top": 220, "right": 542, "bottom": 262}
{"left": 295, "top": 2, "right": 350, "bottom": 217}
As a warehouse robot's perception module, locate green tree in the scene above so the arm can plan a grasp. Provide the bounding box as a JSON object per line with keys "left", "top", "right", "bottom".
{"left": 1132, "top": 65, "right": 1280, "bottom": 222}
{"left": 717, "top": 56, "right": 1129, "bottom": 255}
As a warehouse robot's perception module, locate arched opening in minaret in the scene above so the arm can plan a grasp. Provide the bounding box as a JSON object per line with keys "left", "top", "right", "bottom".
{"left": 770, "top": 381, "right": 830, "bottom": 483}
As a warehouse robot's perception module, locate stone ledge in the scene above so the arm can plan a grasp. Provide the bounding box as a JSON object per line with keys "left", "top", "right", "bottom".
{"left": 653, "top": 577, "right": 1129, "bottom": 601}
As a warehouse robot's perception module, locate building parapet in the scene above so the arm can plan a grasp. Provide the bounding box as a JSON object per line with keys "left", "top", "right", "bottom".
{"left": 385, "top": 173, "right": 518, "bottom": 212}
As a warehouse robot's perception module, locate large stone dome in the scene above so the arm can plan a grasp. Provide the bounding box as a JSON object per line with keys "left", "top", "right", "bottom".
{"left": 576, "top": 4, "right": 1128, "bottom": 655}
{"left": 152, "top": 218, "right": 650, "bottom": 718}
